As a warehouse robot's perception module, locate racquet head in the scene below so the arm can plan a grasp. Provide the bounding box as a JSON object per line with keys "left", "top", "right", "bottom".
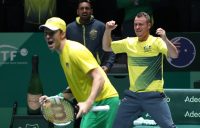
{"left": 41, "top": 96, "right": 75, "bottom": 126}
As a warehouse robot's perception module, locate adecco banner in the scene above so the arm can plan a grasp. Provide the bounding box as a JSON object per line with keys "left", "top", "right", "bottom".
{"left": 165, "top": 89, "right": 200, "bottom": 124}
{"left": 142, "top": 89, "right": 200, "bottom": 124}
{"left": 0, "top": 33, "right": 66, "bottom": 107}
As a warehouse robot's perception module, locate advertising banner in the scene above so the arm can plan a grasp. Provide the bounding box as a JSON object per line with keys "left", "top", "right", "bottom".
{"left": 0, "top": 33, "right": 66, "bottom": 107}
{"left": 166, "top": 89, "right": 200, "bottom": 124}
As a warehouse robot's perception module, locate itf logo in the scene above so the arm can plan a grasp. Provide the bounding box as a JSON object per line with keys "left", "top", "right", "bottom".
{"left": 25, "top": 124, "right": 39, "bottom": 128}
{"left": 167, "top": 37, "right": 196, "bottom": 68}
{"left": 0, "top": 44, "right": 28, "bottom": 65}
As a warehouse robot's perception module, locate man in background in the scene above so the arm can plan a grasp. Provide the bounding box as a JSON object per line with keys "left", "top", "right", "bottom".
{"left": 66, "top": 0, "right": 115, "bottom": 73}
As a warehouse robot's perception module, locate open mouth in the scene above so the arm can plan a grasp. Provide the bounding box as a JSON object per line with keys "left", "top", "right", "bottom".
{"left": 48, "top": 41, "right": 53, "bottom": 45}
{"left": 81, "top": 14, "right": 88, "bottom": 17}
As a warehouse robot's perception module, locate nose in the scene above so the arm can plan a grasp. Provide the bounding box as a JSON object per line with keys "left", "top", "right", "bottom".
{"left": 45, "top": 34, "right": 50, "bottom": 38}
{"left": 135, "top": 24, "right": 140, "bottom": 29}
{"left": 44, "top": 34, "right": 52, "bottom": 43}
{"left": 134, "top": 25, "right": 138, "bottom": 30}
{"left": 83, "top": 8, "right": 87, "bottom": 12}
{"left": 45, "top": 35, "right": 52, "bottom": 42}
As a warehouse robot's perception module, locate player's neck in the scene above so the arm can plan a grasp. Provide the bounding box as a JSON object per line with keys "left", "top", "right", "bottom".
{"left": 56, "top": 39, "right": 67, "bottom": 54}
{"left": 79, "top": 18, "right": 90, "bottom": 25}
{"left": 138, "top": 34, "right": 149, "bottom": 42}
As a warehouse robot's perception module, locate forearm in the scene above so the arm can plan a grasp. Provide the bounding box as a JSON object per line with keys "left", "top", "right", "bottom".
{"left": 156, "top": 28, "right": 179, "bottom": 58}
{"left": 86, "top": 69, "right": 105, "bottom": 105}
{"left": 163, "top": 37, "right": 179, "bottom": 59}
{"left": 103, "top": 30, "right": 113, "bottom": 52}
{"left": 102, "top": 52, "right": 116, "bottom": 69}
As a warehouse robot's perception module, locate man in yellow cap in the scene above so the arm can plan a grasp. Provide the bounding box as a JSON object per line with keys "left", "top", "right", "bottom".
{"left": 39, "top": 17, "right": 120, "bottom": 128}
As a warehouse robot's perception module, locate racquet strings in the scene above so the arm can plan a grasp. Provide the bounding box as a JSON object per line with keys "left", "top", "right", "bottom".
{"left": 41, "top": 96, "right": 75, "bottom": 126}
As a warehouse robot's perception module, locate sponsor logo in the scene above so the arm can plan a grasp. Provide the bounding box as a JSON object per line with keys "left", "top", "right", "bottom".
{"left": 165, "top": 96, "right": 171, "bottom": 102}
{"left": 89, "top": 29, "right": 97, "bottom": 40}
{"left": 25, "top": 124, "right": 39, "bottom": 128}
{"left": 145, "top": 113, "right": 151, "bottom": 118}
{"left": 184, "top": 111, "right": 200, "bottom": 118}
{"left": 144, "top": 45, "right": 152, "bottom": 52}
{"left": 66, "top": 63, "right": 69, "bottom": 68}
{"left": 0, "top": 44, "right": 28, "bottom": 65}
{"left": 184, "top": 96, "right": 200, "bottom": 103}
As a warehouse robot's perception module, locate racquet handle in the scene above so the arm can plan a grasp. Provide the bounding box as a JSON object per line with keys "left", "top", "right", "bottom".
{"left": 91, "top": 105, "right": 110, "bottom": 112}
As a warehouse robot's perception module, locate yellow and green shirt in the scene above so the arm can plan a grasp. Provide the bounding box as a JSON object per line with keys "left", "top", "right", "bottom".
{"left": 111, "top": 35, "right": 168, "bottom": 92}
{"left": 59, "top": 40, "right": 118, "bottom": 102}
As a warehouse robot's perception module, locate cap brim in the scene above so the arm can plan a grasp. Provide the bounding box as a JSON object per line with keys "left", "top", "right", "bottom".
{"left": 39, "top": 25, "right": 59, "bottom": 31}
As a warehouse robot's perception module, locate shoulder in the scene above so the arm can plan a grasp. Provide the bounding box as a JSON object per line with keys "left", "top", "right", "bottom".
{"left": 66, "top": 40, "right": 95, "bottom": 61}
{"left": 94, "top": 19, "right": 105, "bottom": 24}
{"left": 148, "top": 35, "right": 166, "bottom": 49}
{"left": 148, "top": 35, "right": 163, "bottom": 43}
{"left": 112, "top": 37, "right": 136, "bottom": 46}
{"left": 127, "top": 37, "right": 137, "bottom": 44}
{"left": 93, "top": 19, "right": 105, "bottom": 26}
{"left": 67, "top": 40, "right": 92, "bottom": 57}
{"left": 67, "top": 21, "right": 77, "bottom": 28}
{"left": 67, "top": 40, "right": 85, "bottom": 50}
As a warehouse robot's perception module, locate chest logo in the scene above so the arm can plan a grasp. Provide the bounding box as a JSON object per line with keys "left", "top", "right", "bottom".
{"left": 144, "top": 45, "right": 152, "bottom": 52}
{"left": 66, "top": 63, "right": 69, "bottom": 68}
{"left": 89, "top": 29, "right": 97, "bottom": 40}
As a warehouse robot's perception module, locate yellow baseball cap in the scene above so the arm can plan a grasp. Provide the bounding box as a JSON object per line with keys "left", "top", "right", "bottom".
{"left": 39, "top": 17, "right": 66, "bottom": 32}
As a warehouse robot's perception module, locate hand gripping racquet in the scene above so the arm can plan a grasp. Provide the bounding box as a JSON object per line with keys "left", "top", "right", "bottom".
{"left": 41, "top": 96, "right": 110, "bottom": 126}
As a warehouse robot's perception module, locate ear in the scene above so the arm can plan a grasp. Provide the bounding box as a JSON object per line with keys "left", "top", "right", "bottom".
{"left": 77, "top": 9, "right": 79, "bottom": 15}
{"left": 61, "top": 32, "right": 66, "bottom": 39}
{"left": 148, "top": 22, "right": 152, "bottom": 29}
{"left": 91, "top": 9, "right": 93, "bottom": 14}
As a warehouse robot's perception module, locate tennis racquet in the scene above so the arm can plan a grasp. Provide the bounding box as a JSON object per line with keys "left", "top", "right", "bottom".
{"left": 41, "top": 96, "right": 110, "bottom": 126}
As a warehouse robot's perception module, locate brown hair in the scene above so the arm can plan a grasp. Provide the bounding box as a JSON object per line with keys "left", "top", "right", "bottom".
{"left": 136, "top": 12, "right": 151, "bottom": 24}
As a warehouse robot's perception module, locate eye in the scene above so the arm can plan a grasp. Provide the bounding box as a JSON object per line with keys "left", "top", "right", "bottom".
{"left": 44, "top": 31, "right": 55, "bottom": 36}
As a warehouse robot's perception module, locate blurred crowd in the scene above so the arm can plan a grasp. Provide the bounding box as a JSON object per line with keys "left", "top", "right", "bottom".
{"left": 0, "top": 0, "right": 200, "bottom": 35}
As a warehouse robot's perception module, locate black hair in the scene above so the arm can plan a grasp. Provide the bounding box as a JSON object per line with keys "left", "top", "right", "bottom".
{"left": 78, "top": 0, "right": 93, "bottom": 9}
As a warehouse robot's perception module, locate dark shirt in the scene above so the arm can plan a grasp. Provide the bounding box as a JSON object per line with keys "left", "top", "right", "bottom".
{"left": 66, "top": 16, "right": 115, "bottom": 70}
